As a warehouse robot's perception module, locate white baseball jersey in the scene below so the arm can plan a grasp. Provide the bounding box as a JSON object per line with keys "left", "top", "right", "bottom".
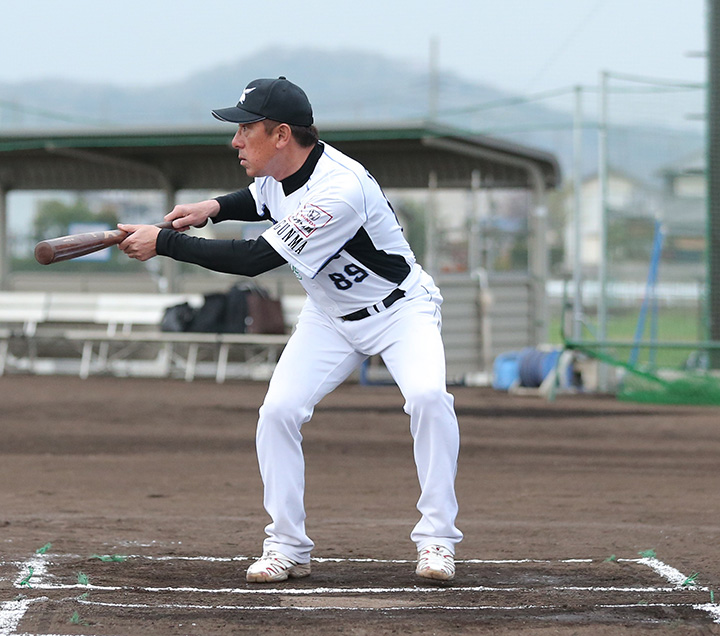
{"left": 253, "top": 143, "right": 422, "bottom": 317}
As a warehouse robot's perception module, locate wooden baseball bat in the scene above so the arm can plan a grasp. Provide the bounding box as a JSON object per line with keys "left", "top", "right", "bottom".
{"left": 34, "top": 221, "right": 175, "bottom": 265}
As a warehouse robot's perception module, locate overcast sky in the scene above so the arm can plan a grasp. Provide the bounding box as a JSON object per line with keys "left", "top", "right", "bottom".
{"left": 0, "top": 0, "right": 707, "bottom": 96}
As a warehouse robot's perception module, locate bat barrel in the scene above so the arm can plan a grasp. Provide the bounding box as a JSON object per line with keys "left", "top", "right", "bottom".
{"left": 33, "top": 229, "right": 127, "bottom": 265}
{"left": 33, "top": 222, "right": 173, "bottom": 265}
{"left": 34, "top": 241, "right": 57, "bottom": 265}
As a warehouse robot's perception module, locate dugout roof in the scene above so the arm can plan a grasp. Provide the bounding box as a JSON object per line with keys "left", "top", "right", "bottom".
{"left": 0, "top": 122, "right": 560, "bottom": 193}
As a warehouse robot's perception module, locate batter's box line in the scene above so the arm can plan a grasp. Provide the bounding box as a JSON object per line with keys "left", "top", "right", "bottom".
{"left": 139, "top": 555, "right": 597, "bottom": 564}
{"left": 4, "top": 554, "right": 720, "bottom": 631}
{"left": 111, "top": 554, "right": 714, "bottom": 593}
{"left": 623, "top": 557, "right": 702, "bottom": 588}
{"left": 73, "top": 597, "right": 717, "bottom": 615}
{"left": 0, "top": 554, "right": 614, "bottom": 564}
{"left": 26, "top": 583, "right": 694, "bottom": 595}
{"left": 17, "top": 554, "right": 693, "bottom": 574}
{"left": 5, "top": 553, "right": 712, "bottom": 593}
{"left": 7, "top": 553, "right": 711, "bottom": 597}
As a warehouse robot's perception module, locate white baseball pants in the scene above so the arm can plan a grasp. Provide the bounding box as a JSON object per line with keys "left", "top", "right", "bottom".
{"left": 254, "top": 278, "right": 463, "bottom": 563}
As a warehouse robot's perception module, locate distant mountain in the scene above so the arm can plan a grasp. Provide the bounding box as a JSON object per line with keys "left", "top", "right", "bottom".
{"left": 0, "top": 47, "right": 529, "bottom": 127}
{"left": 0, "top": 47, "right": 704, "bottom": 186}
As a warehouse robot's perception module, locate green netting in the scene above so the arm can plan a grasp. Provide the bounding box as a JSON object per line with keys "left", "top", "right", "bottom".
{"left": 618, "top": 372, "right": 720, "bottom": 405}
{"left": 564, "top": 340, "right": 720, "bottom": 406}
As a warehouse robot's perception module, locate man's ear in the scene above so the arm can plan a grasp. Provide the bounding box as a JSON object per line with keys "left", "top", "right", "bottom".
{"left": 275, "top": 123, "right": 292, "bottom": 148}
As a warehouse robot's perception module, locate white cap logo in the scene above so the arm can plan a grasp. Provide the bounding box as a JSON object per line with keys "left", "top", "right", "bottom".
{"left": 239, "top": 87, "right": 256, "bottom": 104}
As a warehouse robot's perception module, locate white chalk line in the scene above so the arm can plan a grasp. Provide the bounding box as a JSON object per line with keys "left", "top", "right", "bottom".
{"left": 8, "top": 553, "right": 705, "bottom": 596}
{"left": 4, "top": 553, "right": 719, "bottom": 634}
{"left": 72, "top": 597, "right": 720, "bottom": 620}
{"left": 11, "top": 557, "right": 47, "bottom": 590}
{"left": 20, "top": 582, "right": 687, "bottom": 595}
{"left": 631, "top": 557, "right": 695, "bottom": 587}
{"left": 6, "top": 554, "right": 687, "bottom": 595}
{"left": 2, "top": 554, "right": 595, "bottom": 564}
{"left": 0, "top": 599, "right": 48, "bottom": 636}
{"left": 0, "top": 600, "right": 31, "bottom": 636}
{"left": 78, "top": 597, "right": 703, "bottom": 614}
{"left": 696, "top": 602, "right": 720, "bottom": 622}
{"left": 0, "top": 557, "right": 51, "bottom": 636}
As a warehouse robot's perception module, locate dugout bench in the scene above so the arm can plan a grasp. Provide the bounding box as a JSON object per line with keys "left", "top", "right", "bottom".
{"left": 0, "top": 291, "right": 300, "bottom": 382}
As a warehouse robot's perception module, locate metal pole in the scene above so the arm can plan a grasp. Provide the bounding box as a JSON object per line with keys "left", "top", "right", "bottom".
{"left": 572, "top": 85, "right": 584, "bottom": 341}
{"left": 707, "top": 0, "right": 720, "bottom": 364}
{"left": 0, "top": 185, "right": 8, "bottom": 290}
{"left": 425, "top": 170, "right": 438, "bottom": 276}
{"left": 468, "top": 169, "right": 481, "bottom": 272}
{"left": 597, "top": 71, "right": 610, "bottom": 390}
{"left": 532, "top": 200, "right": 549, "bottom": 346}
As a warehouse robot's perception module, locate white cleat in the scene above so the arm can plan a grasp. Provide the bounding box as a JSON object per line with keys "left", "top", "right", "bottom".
{"left": 246, "top": 550, "right": 311, "bottom": 583}
{"left": 416, "top": 544, "right": 455, "bottom": 581}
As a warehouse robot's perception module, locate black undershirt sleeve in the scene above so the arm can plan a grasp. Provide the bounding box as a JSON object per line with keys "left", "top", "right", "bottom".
{"left": 156, "top": 230, "right": 286, "bottom": 277}
{"left": 213, "top": 188, "right": 269, "bottom": 223}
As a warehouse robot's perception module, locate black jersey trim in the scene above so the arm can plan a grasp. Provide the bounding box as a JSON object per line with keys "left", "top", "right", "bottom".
{"left": 281, "top": 142, "right": 324, "bottom": 196}
{"left": 340, "top": 227, "right": 411, "bottom": 284}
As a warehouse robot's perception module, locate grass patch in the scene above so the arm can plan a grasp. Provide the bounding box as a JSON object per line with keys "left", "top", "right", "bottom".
{"left": 550, "top": 306, "right": 707, "bottom": 368}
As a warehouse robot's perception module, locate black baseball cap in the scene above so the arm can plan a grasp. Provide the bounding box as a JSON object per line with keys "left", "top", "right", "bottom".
{"left": 211, "top": 76, "right": 314, "bottom": 126}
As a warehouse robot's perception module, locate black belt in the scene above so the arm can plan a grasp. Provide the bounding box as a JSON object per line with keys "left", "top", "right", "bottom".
{"left": 341, "top": 289, "right": 405, "bottom": 321}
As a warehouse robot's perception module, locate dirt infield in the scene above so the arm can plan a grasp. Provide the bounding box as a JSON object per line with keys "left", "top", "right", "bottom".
{"left": 1, "top": 374, "right": 720, "bottom": 635}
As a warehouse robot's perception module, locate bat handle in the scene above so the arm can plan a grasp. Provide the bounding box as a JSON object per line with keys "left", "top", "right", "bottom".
{"left": 115, "top": 220, "right": 175, "bottom": 235}
{"left": 152, "top": 221, "right": 175, "bottom": 230}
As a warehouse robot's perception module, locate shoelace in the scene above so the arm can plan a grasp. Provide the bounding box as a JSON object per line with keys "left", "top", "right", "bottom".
{"left": 418, "top": 547, "right": 454, "bottom": 572}
{"left": 256, "top": 551, "right": 297, "bottom": 573}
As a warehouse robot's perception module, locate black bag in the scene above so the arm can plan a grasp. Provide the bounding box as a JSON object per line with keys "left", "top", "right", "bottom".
{"left": 187, "top": 293, "right": 228, "bottom": 333}
{"left": 220, "top": 284, "right": 285, "bottom": 334}
{"left": 223, "top": 284, "right": 250, "bottom": 333}
{"left": 174, "top": 285, "right": 286, "bottom": 334}
{"left": 160, "top": 302, "right": 196, "bottom": 332}
{"left": 244, "top": 288, "right": 285, "bottom": 334}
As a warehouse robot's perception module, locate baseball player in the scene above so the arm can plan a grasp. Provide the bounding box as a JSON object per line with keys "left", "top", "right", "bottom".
{"left": 118, "top": 77, "right": 462, "bottom": 582}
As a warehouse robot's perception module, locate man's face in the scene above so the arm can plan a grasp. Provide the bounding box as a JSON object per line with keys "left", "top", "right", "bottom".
{"left": 231, "top": 121, "right": 280, "bottom": 178}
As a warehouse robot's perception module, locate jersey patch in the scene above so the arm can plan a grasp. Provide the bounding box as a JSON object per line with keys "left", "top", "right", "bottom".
{"left": 292, "top": 204, "right": 332, "bottom": 237}
{"left": 269, "top": 204, "right": 332, "bottom": 255}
